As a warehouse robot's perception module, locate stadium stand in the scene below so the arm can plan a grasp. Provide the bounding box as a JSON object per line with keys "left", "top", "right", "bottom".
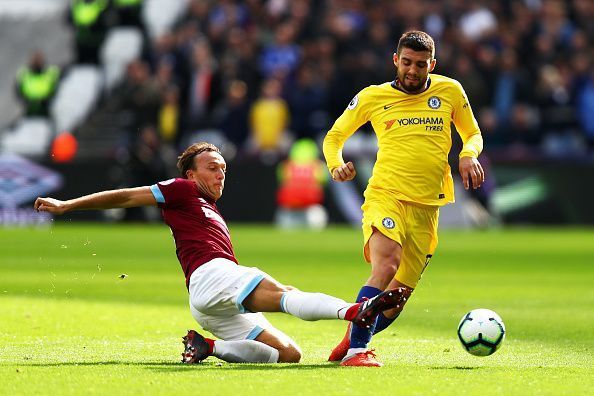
{"left": 101, "top": 27, "right": 144, "bottom": 91}
{"left": 0, "top": 0, "right": 187, "bottom": 157}
{"left": 51, "top": 66, "right": 103, "bottom": 134}
{"left": 2, "top": 0, "right": 594, "bottom": 224}
{"left": 1, "top": 118, "right": 53, "bottom": 157}
{"left": 0, "top": 1, "right": 72, "bottom": 136}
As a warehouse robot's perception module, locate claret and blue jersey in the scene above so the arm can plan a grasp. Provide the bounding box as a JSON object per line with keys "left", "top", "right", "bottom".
{"left": 150, "top": 178, "right": 238, "bottom": 287}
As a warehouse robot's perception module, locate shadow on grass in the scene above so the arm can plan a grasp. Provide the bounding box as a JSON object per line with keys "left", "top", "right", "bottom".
{"left": 18, "top": 360, "right": 342, "bottom": 371}
{"left": 429, "top": 366, "right": 481, "bottom": 370}
{"left": 10, "top": 361, "right": 484, "bottom": 372}
{"left": 20, "top": 361, "right": 179, "bottom": 367}
{"left": 148, "top": 362, "right": 343, "bottom": 372}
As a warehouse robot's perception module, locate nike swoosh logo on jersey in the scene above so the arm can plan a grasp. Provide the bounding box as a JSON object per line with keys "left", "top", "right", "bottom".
{"left": 384, "top": 103, "right": 397, "bottom": 110}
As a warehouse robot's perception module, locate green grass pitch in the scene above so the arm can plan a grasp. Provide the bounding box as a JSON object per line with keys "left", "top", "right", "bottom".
{"left": 1, "top": 224, "right": 593, "bottom": 395}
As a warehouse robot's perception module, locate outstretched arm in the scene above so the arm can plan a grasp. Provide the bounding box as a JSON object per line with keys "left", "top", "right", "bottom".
{"left": 34, "top": 186, "right": 157, "bottom": 215}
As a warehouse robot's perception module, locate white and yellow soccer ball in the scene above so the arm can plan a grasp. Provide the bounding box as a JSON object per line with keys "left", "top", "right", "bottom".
{"left": 457, "top": 308, "right": 506, "bottom": 356}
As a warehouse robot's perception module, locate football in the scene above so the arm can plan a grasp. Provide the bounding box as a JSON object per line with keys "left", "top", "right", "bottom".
{"left": 457, "top": 308, "right": 506, "bottom": 356}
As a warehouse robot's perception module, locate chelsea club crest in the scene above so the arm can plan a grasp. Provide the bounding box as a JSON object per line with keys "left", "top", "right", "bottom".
{"left": 427, "top": 96, "right": 441, "bottom": 109}
{"left": 382, "top": 217, "right": 395, "bottom": 229}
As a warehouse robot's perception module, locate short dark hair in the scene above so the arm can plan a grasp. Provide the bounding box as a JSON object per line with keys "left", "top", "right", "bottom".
{"left": 397, "top": 31, "right": 435, "bottom": 58}
{"left": 177, "top": 142, "right": 221, "bottom": 178}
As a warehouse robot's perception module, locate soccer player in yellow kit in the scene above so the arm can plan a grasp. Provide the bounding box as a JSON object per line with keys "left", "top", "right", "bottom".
{"left": 323, "top": 31, "right": 485, "bottom": 367}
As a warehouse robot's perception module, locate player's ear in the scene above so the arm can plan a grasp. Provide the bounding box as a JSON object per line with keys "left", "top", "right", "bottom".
{"left": 429, "top": 58, "right": 436, "bottom": 72}
{"left": 393, "top": 52, "right": 398, "bottom": 66}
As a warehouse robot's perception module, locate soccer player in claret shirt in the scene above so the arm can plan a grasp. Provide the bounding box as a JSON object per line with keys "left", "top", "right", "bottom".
{"left": 35, "top": 142, "right": 406, "bottom": 364}
{"left": 323, "top": 31, "right": 485, "bottom": 367}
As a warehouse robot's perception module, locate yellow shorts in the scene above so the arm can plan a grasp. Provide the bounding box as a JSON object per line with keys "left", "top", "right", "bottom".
{"left": 362, "top": 194, "right": 439, "bottom": 288}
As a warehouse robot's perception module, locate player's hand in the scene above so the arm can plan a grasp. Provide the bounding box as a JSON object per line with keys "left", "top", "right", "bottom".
{"left": 34, "top": 197, "right": 69, "bottom": 215}
{"left": 332, "top": 161, "right": 356, "bottom": 182}
{"left": 459, "top": 156, "right": 485, "bottom": 190}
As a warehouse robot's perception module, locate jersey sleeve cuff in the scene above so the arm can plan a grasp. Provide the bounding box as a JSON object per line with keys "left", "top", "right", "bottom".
{"left": 459, "top": 150, "right": 478, "bottom": 159}
{"left": 150, "top": 184, "right": 165, "bottom": 203}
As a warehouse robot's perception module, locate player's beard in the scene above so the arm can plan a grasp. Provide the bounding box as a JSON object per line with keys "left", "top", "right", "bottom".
{"left": 398, "top": 72, "right": 427, "bottom": 94}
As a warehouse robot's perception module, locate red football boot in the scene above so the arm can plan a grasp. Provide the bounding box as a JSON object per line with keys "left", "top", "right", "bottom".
{"left": 340, "top": 350, "right": 383, "bottom": 367}
{"left": 181, "top": 329, "right": 212, "bottom": 364}
{"left": 352, "top": 287, "right": 407, "bottom": 328}
{"left": 328, "top": 323, "right": 351, "bottom": 362}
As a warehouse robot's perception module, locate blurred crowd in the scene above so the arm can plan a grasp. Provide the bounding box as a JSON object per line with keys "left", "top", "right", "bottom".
{"left": 19, "top": 0, "right": 594, "bottom": 164}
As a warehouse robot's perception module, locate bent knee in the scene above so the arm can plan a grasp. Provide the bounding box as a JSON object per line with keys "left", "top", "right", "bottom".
{"left": 277, "top": 345, "right": 302, "bottom": 363}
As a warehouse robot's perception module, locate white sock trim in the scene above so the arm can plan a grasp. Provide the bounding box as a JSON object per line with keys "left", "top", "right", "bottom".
{"left": 280, "top": 292, "right": 289, "bottom": 313}
{"left": 337, "top": 304, "right": 356, "bottom": 320}
{"left": 344, "top": 347, "right": 367, "bottom": 360}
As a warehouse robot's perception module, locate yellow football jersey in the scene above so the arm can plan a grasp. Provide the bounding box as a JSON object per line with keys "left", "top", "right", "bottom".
{"left": 323, "top": 74, "right": 483, "bottom": 206}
